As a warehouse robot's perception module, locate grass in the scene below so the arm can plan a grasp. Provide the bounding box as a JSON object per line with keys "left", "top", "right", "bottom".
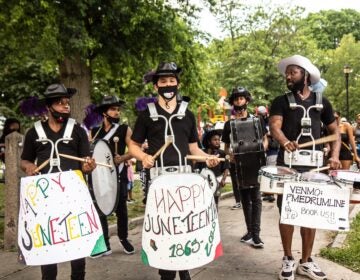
{"left": 320, "top": 213, "right": 360, "bottom": 272}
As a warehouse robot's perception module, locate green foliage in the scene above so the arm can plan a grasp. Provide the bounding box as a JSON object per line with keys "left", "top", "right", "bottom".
{"left": 321, "top": 34, "right": 360, "bottom": 120}
{"left": 321, "top": 213, "right": 360, "bottom": 272}
{"left": 302, "top": 9, "right": 360, "bottom": 50}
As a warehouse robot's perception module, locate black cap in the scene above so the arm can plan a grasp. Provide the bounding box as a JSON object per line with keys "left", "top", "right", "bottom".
{"left": 228, "top": 87, "right": 252, "bottom": 105}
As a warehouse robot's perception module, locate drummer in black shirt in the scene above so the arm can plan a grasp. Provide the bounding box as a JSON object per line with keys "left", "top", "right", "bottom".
{"left": 128, "top": 62, "right": 219, "bottom": 280}
{"left": 90, "top": 95, "right": 135, "bottom": 256}
{"left": 21, "top": 83, "right": 96, "bottom": 280}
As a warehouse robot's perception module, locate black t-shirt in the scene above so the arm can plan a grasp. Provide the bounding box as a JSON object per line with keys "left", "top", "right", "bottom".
{"left": 131, "top": 103, "right": 198, "bottom": 166}
{"left": 21, "top": 120, "right": 91, "bottom": 173}
{"left": 91, "top": 123, "right": 128, "bottom": 179}
{"left": 270, "top": 92, "right": 335, "bottom": 164}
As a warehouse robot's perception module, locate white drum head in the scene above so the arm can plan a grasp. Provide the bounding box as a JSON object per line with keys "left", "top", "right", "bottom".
{"left": 260, "top": 166, "right": 297, "bottom": 178}
{"left": 330, "top": 170, "right": 360, "bottom": 183}
{"left": 200, "top": 168, "right": 218, "bottom": 194}
{"left": 90, "top": 140, "right": 118, "bottom": 216}
{"left": 300, "top": 172, "right": 331, "bottom": 183}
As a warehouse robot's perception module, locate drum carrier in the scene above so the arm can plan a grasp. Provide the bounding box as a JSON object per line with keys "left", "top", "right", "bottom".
{"left": 230, "top": 116, "right": 264, "bottom": 155}
{"left": 34, "top": 118, "right": 75, "bottom": 173}
{"left": 147, "top": 101, "right": 192, "bottom": 179}
{"left": 284, "top": 91, "right": 324, "bottom": 168}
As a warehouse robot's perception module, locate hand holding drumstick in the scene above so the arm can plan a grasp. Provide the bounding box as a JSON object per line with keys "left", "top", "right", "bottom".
{"left": 113, "top": 136, "right": 123, "bottom": 165}
{"left": 142, "top": 138, "right": 173, "bottom": 169}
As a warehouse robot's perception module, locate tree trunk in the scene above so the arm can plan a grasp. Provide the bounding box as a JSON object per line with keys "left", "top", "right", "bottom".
{"left": 4, "top": 132, "right": 24, "bottom": 250}
{"left": 59, "top": 56, "right": 92, "bottom": 123}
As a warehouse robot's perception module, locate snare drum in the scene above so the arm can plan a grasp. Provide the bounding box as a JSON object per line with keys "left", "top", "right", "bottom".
{"left": 88, "top": 140, "right": 119, "bottom": 216}
{"left": 259, "top": 166, "right": 298, "bottom": 194}
{"left": 329, "top": 170, "right": 360, "bottom": 203}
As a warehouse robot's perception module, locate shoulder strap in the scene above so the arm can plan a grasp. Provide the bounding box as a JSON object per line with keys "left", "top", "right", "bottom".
{"left": 103, "top": 123, "right": 120, "bottom": 141}
{"left": 176, "top": 101, "right": 188, "bottom": 119}
{"left": 285, "top": 92, "right": 297, "bottom": 110}
{"left": 147, "top": 102, "right": 158, "bottom": 121}
{"left": 62, "top": 118, "right": 76, "bottom": 144}
{"left": 34, "top": 121, "right": 47, "bottom": 144}
{"left": 314, "top": 91, "right": 323, "bottom": 111}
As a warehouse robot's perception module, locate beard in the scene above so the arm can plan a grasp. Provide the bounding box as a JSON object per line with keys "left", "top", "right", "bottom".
{"left": 287, "top": 76, "right": 306, "bottom": 93}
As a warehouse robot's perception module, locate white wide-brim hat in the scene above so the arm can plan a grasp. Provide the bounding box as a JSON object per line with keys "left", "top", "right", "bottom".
{"left": 278, "top": 55, "right": 321, "bottom": 84}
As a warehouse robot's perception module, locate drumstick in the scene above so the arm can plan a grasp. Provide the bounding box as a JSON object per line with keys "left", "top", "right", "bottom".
{"left": 58, "top": 153, "right": 112, "bottom": 168}
{"left": 298, "top": 134, "right": 338, "bottom": 149}
{"left": 309, "top": 165, "right": 331, "bottom": 172}
{"left": 186, "top": 155, "right": 229, "bottom": 162}
{"left": 152, "top": 140, "right": 172, "bottom": 160}
{"left": 35, "top": 159, "right": 50, "bottom": 173}
{"left": 113, "top": 136, "right": 119, "bottom": 154}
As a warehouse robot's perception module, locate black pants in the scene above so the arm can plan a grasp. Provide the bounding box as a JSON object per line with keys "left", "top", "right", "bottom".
{"left": 230, "top": 163, "right": 242, "bottom": 203}
{"left": 100, "top": 179, "right": 129, "bottom": 248}
{"left": 159, "top": 269, "right": 190, "bottom": 280}
{"left": 240, "top": 187, "right": 262, "bottom": 234}
{"left": 41, "top": 258, "right": 85, "bottom": 280}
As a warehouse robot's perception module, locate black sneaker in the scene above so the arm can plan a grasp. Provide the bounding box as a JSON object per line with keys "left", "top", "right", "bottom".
{"left": 120, "top": 239, "right": 135, "bottom": 254}
{"left": 90, "top": 248, "right": 112, "bottom": 258}
{"left": 240, "top": 232, "right": 253, "bottom": 244}
{"left": 252, "top": 235, "right": 264, "bottom": 248}
{"left": 231, "top": 202, "right": 242, "bottom": 210}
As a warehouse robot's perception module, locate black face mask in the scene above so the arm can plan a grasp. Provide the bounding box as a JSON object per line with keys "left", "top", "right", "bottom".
{"left": 287, "top": 75, "right": 306, "bottom": 94}
{"left": 105, "top": 115, "right": 120, "bottom": 124}
{"left": 233, "top": 104, "right": 247, "bottom": 112}
{"left": 158, "top": 86, "right": 178, "bottom": 101}
{"left": 50, "top": 109, "right": 70, "bottom": 123}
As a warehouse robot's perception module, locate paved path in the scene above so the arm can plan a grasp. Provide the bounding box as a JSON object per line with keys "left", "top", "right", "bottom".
{"left": 1, "top": 196, "right": 359, "bottom": 280}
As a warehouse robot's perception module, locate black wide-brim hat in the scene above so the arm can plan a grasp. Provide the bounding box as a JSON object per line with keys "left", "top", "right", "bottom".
{"left": 202, "top": 129, "right": 223, "bottom": 149}
{"left": 37, "top": 83, "right": 77, "bottom": 107}
{"left": 96, "top": 95, "right": 126, "bottom": 113}
{"left": 152, "top": 62, "right": 182, "bottom": 83}
{"left": 43, "top": 83, "right": 77, "bottom": 100}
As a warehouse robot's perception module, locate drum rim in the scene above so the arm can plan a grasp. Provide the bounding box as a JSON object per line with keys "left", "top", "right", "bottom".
{"left": 89, "top": 139, "right": 120, "bottom": 216}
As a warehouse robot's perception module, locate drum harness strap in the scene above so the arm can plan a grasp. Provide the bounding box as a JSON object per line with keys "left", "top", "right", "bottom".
{"left": 285, "top": 91, "right": 323, "bottom": 168}
{"left": 34, "top": 118, "right": 76, "bottom": 173}
{"left": 147, "top": 101, "right": 190, "bottom": 175}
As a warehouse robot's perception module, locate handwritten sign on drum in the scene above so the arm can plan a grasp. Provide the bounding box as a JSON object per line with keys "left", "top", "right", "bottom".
{"left": 141, "top": 173, "right": 223, "bottom": 270}
{"left": 18, "top": 170, "right": 106, "bottom": 265}
{"left": 280, "top": 181, "right": 350, "bottom": 231}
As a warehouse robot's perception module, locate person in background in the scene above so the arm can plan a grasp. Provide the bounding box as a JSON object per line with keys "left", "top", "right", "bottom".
{"left": 0, "top": 118, "right": 21, "bottom": 162}
{"left": 257, "top": 105, "right": 277, "bottom": 203}
{"left": 20, "top": 83, "right": 96, "bottom": 280}
{"left": 353, "top": 113, "right": 360, "bottom": 158}
{"left": 90, "top": 95, "right": 135, "bottom": 257}
{"left": 334, "top": 111, "right": 360, "bottom": 169}
{"left": 222, "top": 87, "right": 268, "bottom": 248}
{"left": 196, "top": 129, "right": 230, "bottom": 208}
{"left": 126, "top": 159, "right": 136, "bottom": 203}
